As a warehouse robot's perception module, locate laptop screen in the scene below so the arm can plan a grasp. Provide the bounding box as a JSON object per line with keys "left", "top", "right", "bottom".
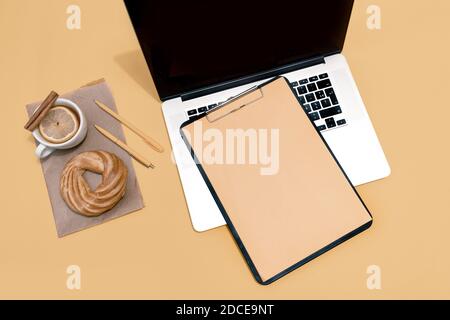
{"left": 124, "top": 0, "right": 354, "bottom": 100}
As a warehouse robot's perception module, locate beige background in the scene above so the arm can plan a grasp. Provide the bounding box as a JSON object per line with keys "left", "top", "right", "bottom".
{"left": 0, "top": 0, "right": 449, "bottom": 299}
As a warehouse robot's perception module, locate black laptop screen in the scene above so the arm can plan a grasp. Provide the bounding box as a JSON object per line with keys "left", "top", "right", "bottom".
{"left": 124, "top": 0, "right": 354, "bottom": 100}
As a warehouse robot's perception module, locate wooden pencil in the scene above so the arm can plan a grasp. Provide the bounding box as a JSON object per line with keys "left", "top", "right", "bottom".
{"left": 95, "top": 100, "right": 164, "bottom": 153}
{"left": 95, "top": 125, "right": 154, "bottom": 169}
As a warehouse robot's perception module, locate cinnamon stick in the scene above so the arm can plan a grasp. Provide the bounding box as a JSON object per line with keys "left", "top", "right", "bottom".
{"left": 24, "top": 91, "right": 59, "bottom": 131}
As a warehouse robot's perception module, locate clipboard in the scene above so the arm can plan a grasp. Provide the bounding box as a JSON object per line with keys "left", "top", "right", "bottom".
{"left": 180, "top": 77, "right": 373, "bottom": 285}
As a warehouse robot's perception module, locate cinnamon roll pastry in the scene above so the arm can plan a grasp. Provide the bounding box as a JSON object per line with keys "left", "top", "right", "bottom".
{"left": 60, "top": 151, "right": 128, "bottom": 217}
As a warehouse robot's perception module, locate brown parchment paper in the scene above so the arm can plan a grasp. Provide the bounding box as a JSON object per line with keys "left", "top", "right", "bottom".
{"left": 26, "top": 79, "right": 144, "bottom": 237}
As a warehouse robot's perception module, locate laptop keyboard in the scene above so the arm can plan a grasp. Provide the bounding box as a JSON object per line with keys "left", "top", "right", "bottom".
{"left": 187, "top": 103, "right": 220, "bottom": 117}
{"left": 186, "top": 73, "right": 347, "bottom": 132}
{"left": 291, "top": 73, "right": 347, "bottom": 131}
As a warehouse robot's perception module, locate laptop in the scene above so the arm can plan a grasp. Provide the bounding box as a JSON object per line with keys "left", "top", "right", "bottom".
{"left": 124, "top": 0, "right": 391, "bottom": 232}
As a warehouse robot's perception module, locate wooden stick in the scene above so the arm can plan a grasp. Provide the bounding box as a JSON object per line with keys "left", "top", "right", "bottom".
{"left": 95, "top": 125, "right": 154, "bottom": 169}
{"left": 24, "top": 91, "right": 59, "bottom": 131}
{"left": 82, "top": 78, "right": 105, "bottom": 88}
{"left": 95, "top": 100, "right": 164, "bottom": 153}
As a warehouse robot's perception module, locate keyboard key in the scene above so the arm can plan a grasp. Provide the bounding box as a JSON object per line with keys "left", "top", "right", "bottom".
{"left": 315, "top": 90, "right": 325, "bottom": 100}
{"left": 320, "top": 99, "right": 331, "bottom": 108}
{"left": 317, "top": 79, "right": 332, "bottom": 89}
{"left": 198, "top": 106, "right": 208, "bottom": 113}
{"left": 309, "top": 112, "right": 320, "bottom": 121}
{"left": 298, "top": 96, "right": 306, "bottom": 104}
{"left": 307, "top": 83, "right": 317, "bottom": 92}
{"left": 305, "top": 93, "right": 316, "bottom": 102}
{"left": 309, "top": 76, "right": 319, "bottom": 82}
{"left": 325, "top": 88, "right": 335, "bottom": 96}
{"left": 297, "top": 86, "right": 308, "bottom": 95}
{"left": 337, "top": 119, "right": 347, "bottom": 126}
{"left": 329, "top": 93, "right": 339, "bottom": 105}
{"left": 187, "top": 109, "right": 197, "bottom": 116}
{"left": 311, "top": 102, "right": 321, "bottom": 111}
{"left": 291, "top": 81, "right": 299, "bottom": 87}
{"left": 317, "top": 125, "right": 327, "bottom": 131}
{"left": 325, "top": 117, "right": 337, "bottom": 128}
{"left": 320, "top": 106, "right": 342, "bottom": 118}
{"left": 303, "top": 104, "right": 311, "bottom": 113}
{"left": 299, "top": 79, "right": 308, "bottom": 85}
{"left": 319, "top": 73, "right": 329, "bottom": 79}
{"left": 208, "top": 104, "right": 217, "bottom": 110}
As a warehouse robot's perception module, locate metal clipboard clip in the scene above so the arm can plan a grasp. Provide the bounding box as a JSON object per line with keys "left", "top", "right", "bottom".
{"left": 205, "top": 85, "right": 264, "bottom": 123}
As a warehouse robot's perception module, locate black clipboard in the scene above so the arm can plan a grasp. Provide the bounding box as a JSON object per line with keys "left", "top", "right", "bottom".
{"left": 181, "top": 77, "right": 372, "bottom": 284}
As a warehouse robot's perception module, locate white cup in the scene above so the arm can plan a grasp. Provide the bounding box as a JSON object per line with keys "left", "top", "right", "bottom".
{"left": 32, "top": 98, "right": 88, "bottom": 159}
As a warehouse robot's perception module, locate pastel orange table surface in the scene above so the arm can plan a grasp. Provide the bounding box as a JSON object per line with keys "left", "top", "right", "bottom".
{"left": 0, "top": 0, "right": 449, "bottom": 298}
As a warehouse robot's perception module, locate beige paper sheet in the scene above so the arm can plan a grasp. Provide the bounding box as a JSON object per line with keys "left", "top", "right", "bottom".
{"left": 26, "top": 80, "right": 144, "bottom": 237}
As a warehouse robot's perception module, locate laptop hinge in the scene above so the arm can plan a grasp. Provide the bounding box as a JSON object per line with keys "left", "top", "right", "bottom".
{"left": 180, "top": 55, "right": 325, "bottom": 101}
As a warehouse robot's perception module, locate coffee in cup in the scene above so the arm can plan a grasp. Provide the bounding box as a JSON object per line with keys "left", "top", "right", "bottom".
{"left": 32, "top": 98, "right": 88, "bottom": 159}
{"left": 39, "top": 106, "right": 80, "bottom": 144}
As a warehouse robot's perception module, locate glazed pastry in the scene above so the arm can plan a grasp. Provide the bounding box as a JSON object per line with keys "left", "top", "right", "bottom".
{"left": 60, "top": 151, "right": 128, "bottom": 217}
